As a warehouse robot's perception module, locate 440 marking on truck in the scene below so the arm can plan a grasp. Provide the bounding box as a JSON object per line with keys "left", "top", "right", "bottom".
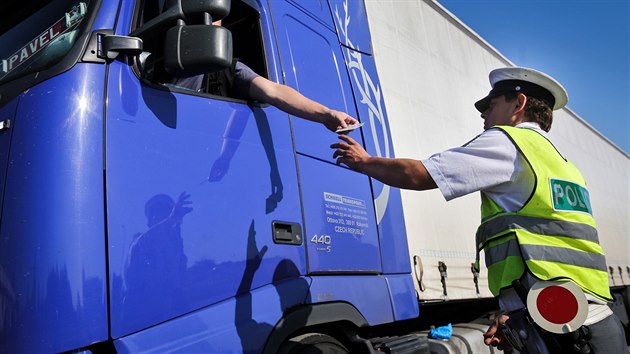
{"left": 311, "top": 234, "right": 332, "bottom": 252}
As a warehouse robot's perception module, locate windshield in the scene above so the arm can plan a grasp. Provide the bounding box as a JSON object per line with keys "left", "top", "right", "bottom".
{"left": 0, "top": 0, "right": 92, "bottom": 83}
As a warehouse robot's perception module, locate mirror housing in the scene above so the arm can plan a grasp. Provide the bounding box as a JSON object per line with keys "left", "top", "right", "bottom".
{"left": 182, "top": 0, "right": 231, "bottom": 22}
{"left": 132, "top": 0, "right": 233, "bottom": 78}
{"left": 130, "top": 0, "right": 231, "bottom": 39}
{"left": 163, "top": 24, "right": 232, "bottom": 77}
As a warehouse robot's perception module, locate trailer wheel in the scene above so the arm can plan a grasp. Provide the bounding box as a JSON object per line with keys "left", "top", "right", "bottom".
{"left": 278, "top": 333, "right": 349, "bottom": 354}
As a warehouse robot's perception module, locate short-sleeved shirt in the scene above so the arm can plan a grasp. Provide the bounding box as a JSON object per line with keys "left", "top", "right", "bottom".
{"left": 170, "top": 60, "right": 259, "bottom": 99}
{"left": 424, "top": 122, "right": 612, "bottom": 320}
{"left": 422, "top": 122, "right": 542, "bottom": 212}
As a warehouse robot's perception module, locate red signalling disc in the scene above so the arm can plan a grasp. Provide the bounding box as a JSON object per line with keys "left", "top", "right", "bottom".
{"left": 536, "top": 285, "right": 578, "bottom": 324}
{"left": 527, "top": 281, "right": 588, "bottom": 334}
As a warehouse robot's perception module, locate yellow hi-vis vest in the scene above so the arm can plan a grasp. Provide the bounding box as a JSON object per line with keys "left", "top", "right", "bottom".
{"left": 476, "top": 126, "right": 612, "bottom": 302}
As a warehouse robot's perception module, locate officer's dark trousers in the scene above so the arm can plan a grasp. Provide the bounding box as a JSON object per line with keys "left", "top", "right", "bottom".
{"left": 550, "top": 314, "right": 627, "bottom": 354}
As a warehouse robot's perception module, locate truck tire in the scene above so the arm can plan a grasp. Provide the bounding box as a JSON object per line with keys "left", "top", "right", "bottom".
{"left": 278, "top": 333, "right": 349, "bottom": 354}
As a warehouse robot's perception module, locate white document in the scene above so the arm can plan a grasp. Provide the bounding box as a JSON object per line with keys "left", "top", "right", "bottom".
{"left": 335, "top": 122, "right": 364, "bottom": 133}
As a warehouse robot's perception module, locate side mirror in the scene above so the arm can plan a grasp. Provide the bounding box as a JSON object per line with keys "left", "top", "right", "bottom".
{"left": 182, "top": 0, "right": 231, "bottom": 22}
{"left": 163, "top": 24, "right": 232, "bottom": 77}
{"left": 130, "top": 0, "right": 231, "bottom": 39}
{"left": 163, "top": 0, "right": 232, "bottom": 77}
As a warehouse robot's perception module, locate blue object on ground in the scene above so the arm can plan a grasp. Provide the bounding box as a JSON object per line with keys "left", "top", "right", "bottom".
{"left": 429, "top": 323, "right": 453, "bottom": 340}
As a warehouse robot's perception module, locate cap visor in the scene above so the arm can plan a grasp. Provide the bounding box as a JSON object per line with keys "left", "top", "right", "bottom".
{"left": 475, "top": 95, "right": 492, "bottom": 113}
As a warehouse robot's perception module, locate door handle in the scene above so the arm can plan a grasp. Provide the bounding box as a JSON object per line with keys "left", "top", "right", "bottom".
{"left": 272, "top": 221, "right": 302, "bottom": 245}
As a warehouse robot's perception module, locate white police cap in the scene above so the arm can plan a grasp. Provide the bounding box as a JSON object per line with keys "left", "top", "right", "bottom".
{"left": 475, "top": 67, "right": 568, "bottom": 112}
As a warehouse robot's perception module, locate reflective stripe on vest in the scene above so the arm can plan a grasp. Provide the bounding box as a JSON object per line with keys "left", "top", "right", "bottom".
{"left": 477, "top": 126, "right": 612, "bottom": 301}
{"left": 483, "top": 235, "right": 607, "bottom": 272}
{"left": 477, "top": 214, "right": 599, "bottom": 245}
{"left": 520, "top": 244, "right": 607, "bottom": 271}
{"left": 484, "top": 236, "right": 521, "bottom": 267}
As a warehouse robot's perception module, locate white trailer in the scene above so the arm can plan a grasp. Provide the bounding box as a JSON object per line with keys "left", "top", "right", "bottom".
{"left": 365, "top": 0, "right": 630, "bottom": 303}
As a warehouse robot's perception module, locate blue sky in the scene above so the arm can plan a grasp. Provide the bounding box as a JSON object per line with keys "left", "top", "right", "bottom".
{"left": 438, "top": 0, "right": 630, "bottom": 154}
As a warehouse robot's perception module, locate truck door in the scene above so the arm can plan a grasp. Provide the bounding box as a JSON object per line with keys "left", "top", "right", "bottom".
{"left": 104, "top": 0, "right": 305, "bottom": 338}
{"left": 268, "top": 0, "right": 382, "bottom": 273}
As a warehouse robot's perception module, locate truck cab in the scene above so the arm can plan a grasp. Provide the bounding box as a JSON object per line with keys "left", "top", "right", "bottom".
{"left": 0, "top": 0, "right": 418, "bottom": 352}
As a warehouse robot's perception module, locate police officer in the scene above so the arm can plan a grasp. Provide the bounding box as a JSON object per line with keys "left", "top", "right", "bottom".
{"left": 330, "top": 67, "right": 627, "bottom": 353}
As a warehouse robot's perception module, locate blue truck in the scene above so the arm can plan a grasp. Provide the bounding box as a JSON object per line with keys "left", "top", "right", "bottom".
{"left": 3, "top": 0, "right": 629, "bottom": 353}
{"left": 0, "top": 0, "right": 436, "bottom": 352}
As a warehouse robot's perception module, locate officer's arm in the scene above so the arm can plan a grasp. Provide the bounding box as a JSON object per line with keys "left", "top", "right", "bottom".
{"left": 248, "top": 76, "right": 357, "bottom": 131}
{"left": 331, "top": 135, "right": 437, "bottom": 191}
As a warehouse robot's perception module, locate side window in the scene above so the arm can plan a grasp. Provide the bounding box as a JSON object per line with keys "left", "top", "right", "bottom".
{"left": 133, "top": 0, "right": 268, "bottom": 100}
{"left": 224, "top": 0, "right": 267, "bottom": 80}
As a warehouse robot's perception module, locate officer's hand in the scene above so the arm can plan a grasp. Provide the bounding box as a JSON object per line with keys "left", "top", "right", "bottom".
{"left": 483, "top": 314, "right": 512, "bottom": 351}
{"left": 331, "top": 134, "right": 370, "bottom": 171}
{"left": 325, "top": 110, "right": 358, "bottom": 132}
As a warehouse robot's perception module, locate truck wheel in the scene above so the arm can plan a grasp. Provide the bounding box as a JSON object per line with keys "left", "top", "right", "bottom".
{"left": 278, "top": 333, "right": 349, "bottom": 354}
